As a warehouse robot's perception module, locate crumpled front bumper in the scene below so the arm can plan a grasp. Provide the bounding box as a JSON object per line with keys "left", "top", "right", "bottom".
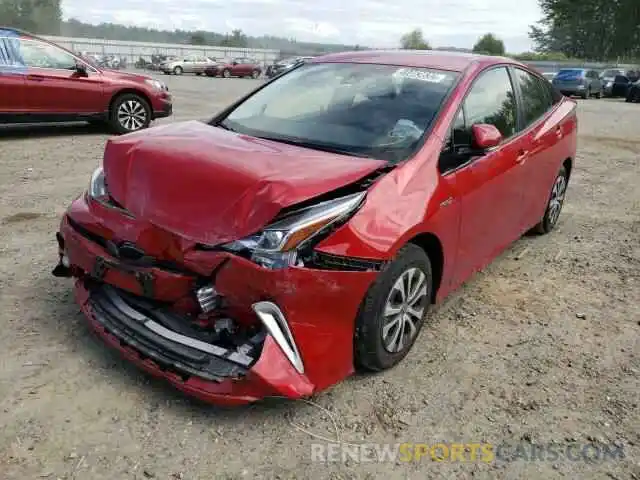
{"left": 56, "top": 199, "right": 379, "bottom": 405}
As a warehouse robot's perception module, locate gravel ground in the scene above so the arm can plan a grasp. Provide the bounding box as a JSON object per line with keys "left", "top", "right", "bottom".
{"left": 0, "top": 74, "right": 639, "bottom": 480}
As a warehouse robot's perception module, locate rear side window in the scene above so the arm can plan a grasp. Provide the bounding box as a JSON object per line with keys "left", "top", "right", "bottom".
{"left": 463, "top": 67, "right": 517, "bottom": 138}
{"left": 555, "top": 69, "right": 584, "bottom": 81}
{"left": 514, "top": 69, "right": 553, "bottom": 128}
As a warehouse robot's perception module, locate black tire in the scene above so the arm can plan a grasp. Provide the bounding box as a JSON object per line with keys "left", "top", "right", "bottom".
{"left": 582, "top": 89, "right": 589, "bottom": 99}
{"left": 196, "top": 72, "right": 202, "bottom": 76}
{"left": 173, "top": 66, "right": 183, "bottom": 75}
{"left": 355, "top": 244, "right": 432, "bottom": 372}
{"left": 109, "top": 93, "right": 151, "bottom": 135}
{"left": 251, "top": 70, "right": 260, "bottom": 79}
{"left": 532, "top": 166, "right": 569, "bottom": 234}
{"left": 222, "top": 69, "right": 231, "bottom": 78}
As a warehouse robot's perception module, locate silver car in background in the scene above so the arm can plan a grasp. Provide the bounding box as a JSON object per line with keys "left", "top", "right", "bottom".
{"left": 552, "top": 68, "right": 603, "bottom": 99}
{"left": 161, "top": 55, "right": 219, "bottom": 75}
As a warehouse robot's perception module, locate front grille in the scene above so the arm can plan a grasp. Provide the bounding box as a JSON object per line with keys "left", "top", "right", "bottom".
{"left": 308, "top": 251, "right": 384, "bottom": 272}
{"left": 88, "top": 283, "right": 265, "bottom": 382}
{"left": 66, "top": 216, "right": 195, "bottom": 275}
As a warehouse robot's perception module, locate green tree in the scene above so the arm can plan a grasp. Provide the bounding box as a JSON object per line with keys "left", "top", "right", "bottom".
{"left": 0, "top": 0, "right": 62, "bottom": 34}
{"left": 189, "top": 32, "right": 207, "bottom": 45}
{"left": 472, "top": 33, "right": 506, "bottom": 55}
{"left": 220, "top": 29, "right": 248, "bottom": 48}
{"left": 400, "top": 29, "right": 431, "bottom": 50}
{"left": 529, "top": 0, "right": 640, "bottom": 60}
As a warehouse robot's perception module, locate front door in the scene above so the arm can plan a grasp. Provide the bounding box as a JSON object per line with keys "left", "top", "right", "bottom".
{"left": 18, "top": 37, "right": 105, "bottom": 116}
{"left": 0, "top": 33, "right": 26, "bottom": 115}
{"left": 439, "top": 66, "right": 526, "bottom": 286}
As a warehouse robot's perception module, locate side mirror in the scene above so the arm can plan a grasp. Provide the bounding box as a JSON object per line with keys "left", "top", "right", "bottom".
{"left": 472, "top": 124, "right": 502, "bottom": 150}
{"left": 74, "top": 62, "right": 88, "bottom": 75}
{"left": 232, "top": 61, "right": 238, "bottom": 65}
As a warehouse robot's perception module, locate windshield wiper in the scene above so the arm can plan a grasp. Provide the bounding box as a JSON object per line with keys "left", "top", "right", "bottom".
{"left": 254, "top": 136, "right": 373, "bottom": 159}
{"left": 217, "top": 122, "right": 237, "bottom": 132}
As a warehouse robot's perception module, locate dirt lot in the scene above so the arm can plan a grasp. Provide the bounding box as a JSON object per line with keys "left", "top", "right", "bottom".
{"left": 1, "top": 74, "right": 638, "bottom": 480}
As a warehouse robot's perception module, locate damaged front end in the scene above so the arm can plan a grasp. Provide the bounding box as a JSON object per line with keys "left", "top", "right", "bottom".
{"left": 53, "top": 169, "right": 385, "bottom": 404}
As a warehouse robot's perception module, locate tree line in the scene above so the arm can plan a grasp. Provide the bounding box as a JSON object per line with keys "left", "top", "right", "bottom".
{"left": 400, "top": 0, "right": 639, "bottom": 61}
{"left": 0, "top": 0, "right": 358, "bottom": 54}
{"left": 529, "top": 0, "right": 640, "bottom": 61}
{"left": 2, "top": 0, "right": 638, "bottom": 60}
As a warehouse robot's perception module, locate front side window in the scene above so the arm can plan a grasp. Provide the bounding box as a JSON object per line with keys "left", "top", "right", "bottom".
{"left": 463, "top": 67, "right": 517, "bottom": 138}
{"left": 219, "top": 63, "right": 459, "bottom": 163}
{"left": 19, "top": 39, "right": 76, "bottom": 69}
{"left": 514, "top": 68, "right": 552, "bottom": 128}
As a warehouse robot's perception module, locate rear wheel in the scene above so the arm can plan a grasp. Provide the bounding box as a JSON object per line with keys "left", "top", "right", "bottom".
{"left": 251, "top": 69, "right": 260, "bottom": 79}
{"left": 109, "top": 93, "right": 151, "bottom": 134}
{"left": 355, "top": 244, "right": 432, "bottom": 371}
{"left": 532, "top": 166, "right": 568, "bottom": 234}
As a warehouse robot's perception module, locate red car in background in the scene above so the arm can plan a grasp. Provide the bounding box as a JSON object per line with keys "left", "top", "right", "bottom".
{"left": 204, "top": 57, "right": 262, "bottom": 78}
{"left": 0, "top": 28, "right": 172, "bottom": 133}
{"left": 53, "top": 51, "right": 577, "bottom": 405}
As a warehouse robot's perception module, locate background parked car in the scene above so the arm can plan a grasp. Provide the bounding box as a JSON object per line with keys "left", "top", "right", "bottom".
{"left": 603, "top": 74, "right": 632, "bottom": 97}
{"left": 161, "top": 55, "right": 217, "bottom": 75}
{"left": 0, "top": 28, "right": 172, "bottom": 134}
{"left": 552, "top": 68, "right": 602, "bottom": 99}
{"left": 626, "top": 80, "right": 640, "bottom": 102}
{"left": 265, "top": 56, "right": 314, "bottom": 78}
{"left": 204, "top": 58, "right": 261, "bottom": 78}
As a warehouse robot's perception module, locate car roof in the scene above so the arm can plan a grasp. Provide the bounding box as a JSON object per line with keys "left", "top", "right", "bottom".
{"left": 310, "top": 50, "right": 516, "bottom": 72}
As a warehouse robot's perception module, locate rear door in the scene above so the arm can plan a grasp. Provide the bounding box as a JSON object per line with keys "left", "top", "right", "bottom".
{"left": 511, "top": 67, "right": 569, "bottom": 230}
{"left": 19, "top": 37, "right": 105, "bottom": 116}
{"left": 439, "top": 66, "right": 527, "bottom": 285}
{"left": 0, "top": 31, "right": 27, "bottom": 115}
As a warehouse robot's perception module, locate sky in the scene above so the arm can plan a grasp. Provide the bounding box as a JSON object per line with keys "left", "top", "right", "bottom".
{"left": 61, "top": 0, "right": 542, "bottom": 53}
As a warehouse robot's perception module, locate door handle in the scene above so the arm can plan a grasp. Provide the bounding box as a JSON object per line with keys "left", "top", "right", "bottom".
{"left": 26, "top": 74, "right": 45, "bottom": 81}
{"left": 516, "top": 150, "right": 529, "bottom": 164}
{"left": 555, "top": 126, "right": 563, "bottom": 139}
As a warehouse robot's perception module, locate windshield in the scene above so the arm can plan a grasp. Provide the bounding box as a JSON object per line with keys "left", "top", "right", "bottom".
{"left": 219, "top": 62, "right": 458, "bottom": 163}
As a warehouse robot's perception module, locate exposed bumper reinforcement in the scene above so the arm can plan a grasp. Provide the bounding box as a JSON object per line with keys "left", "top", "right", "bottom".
{"left": 88, "top": 283, "right": 263, "bottom": 382}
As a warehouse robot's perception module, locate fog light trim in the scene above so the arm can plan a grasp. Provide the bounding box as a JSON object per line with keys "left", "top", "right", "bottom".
{"left": 252, "top": 301, "right": 304, "bottom": 374}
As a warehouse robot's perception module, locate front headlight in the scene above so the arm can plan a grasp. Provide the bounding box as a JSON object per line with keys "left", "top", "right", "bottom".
{"left": 606, "top": 81, "right": 613, "bottom": 87}
{"left": 144, "top": 78, "right": 164, "bottom": 90}
{"left": 220, "top": 191, "right": 366, "bottom": 269}
{"left": 88, "top": 166, "right": 107, "bottom": 199}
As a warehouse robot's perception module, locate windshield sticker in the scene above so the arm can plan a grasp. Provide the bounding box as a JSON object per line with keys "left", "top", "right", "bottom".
{"left": 394, "top": 68, "right": 449, "bottom": 83}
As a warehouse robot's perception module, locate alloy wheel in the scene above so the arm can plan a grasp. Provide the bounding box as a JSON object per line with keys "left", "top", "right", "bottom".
{"left": 548, "top": 173, "right": 567, "bottom": 227}
{"left": 117, "top": 100, "right": 147, "bottom": 132}
{"left": 381, "top": 267, "right": 428, "bottom": 353}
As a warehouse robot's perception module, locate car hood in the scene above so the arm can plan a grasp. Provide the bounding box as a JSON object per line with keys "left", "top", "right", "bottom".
{"left": 102, "top": 121, "right": 387, "bottom": 246}
{"left": 101, "top": 69, "right": 151, "bottom": 83}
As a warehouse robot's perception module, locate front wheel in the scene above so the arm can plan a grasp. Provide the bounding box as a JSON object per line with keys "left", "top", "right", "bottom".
{"left": 355, "top": 244, "right": 432, "bottom": 371}
{"left": 173, "top": 66, "right": 183, "bottom": 75}
{"left": 251, "top": 69, "right": 260, "bottom": 79}
{"left": 222, "top": 69, "right": 231, "bottom": 78}
{"left": 532, "top": 166, "right": 568, "bottom": 234}
{"left": 110, "top": 93, "right": 151, "bottom": 134}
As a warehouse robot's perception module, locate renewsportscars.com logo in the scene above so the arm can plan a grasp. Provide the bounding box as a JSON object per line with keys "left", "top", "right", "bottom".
{"left": 311, "top": 442, "right": 626, "bottom": 464}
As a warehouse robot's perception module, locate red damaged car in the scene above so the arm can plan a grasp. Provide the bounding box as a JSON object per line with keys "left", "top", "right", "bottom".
{"left": 53, "top": 51, "right": 577, "bottom": 405}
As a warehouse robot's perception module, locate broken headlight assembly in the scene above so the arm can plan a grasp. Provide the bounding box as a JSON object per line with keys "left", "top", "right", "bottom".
{"left": 88, "top": 166, "right": 107, "bottom": 200}
{"left": 220, "top": 191, "right": 366, "bottom": 269}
